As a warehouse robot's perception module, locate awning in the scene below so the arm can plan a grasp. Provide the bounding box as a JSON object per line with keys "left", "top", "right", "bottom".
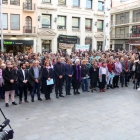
{"left": 130, "top": 44, "right": 140, "bottom": 46}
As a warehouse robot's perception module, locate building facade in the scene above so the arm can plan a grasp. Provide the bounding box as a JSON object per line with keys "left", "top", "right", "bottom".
{"left": 0, "top": 0, "right": 37, "bottom": 55}
{"left": 111, "top": 0, "right": 140, "bottom": 51}
{"left": 37, "top": 0, "right": 111, "bottom": 53}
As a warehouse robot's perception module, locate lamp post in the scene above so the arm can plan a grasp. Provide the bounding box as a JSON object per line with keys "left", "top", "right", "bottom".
{"left": 0, "top": 0, "right": 3, "bottom": 53}
{"left": 103, "top": 0, "right": 106, "bottom": 51}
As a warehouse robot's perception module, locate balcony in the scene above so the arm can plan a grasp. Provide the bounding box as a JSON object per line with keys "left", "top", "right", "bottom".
{"left": 23, "top": 3, "right": 36, "bottom": 11}
{"left": 111, "top": 33, "right": 140, "bottom": 39}
{"left": 111, "top": 17, "right": 140, "bottom": 26}
{"left": 23, "top": 26, "right": 36, "bottom": 34}
{"left": 111, "top": 0, "right": 140, "bottom": 13}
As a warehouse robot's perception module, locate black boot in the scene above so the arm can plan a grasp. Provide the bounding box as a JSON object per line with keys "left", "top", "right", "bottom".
{"left": 110, "top": 85, "right": 114, "bottom": 89}
{"left": 107, "top": 85, "right": 109, "bottom": 89}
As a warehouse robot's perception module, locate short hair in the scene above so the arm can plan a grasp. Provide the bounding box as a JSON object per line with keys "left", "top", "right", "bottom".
{"left": 6, "top": 60, "right": 11, "bottom": 65}
{"left": 33, "top": 60, "right": 37, "bottom": 64}
{"left": 13, "top": 64, "right": 17, "bottom": 68}
{"left": 20, "top": 63, "right": 25, "bottom": 67}
{"left": 57, "top": 57, "right": 61, "bottom": 60}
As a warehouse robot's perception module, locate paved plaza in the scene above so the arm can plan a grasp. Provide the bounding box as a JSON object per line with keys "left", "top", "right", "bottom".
{"left": 1, "top": 83, "right": 140, "bottom": 140}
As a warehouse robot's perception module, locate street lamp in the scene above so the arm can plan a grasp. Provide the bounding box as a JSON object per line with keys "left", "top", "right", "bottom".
{"left": 0, "top": 0, "right": 3, "bottom": 53}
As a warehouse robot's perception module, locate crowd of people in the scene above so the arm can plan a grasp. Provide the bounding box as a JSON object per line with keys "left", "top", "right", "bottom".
{"left": 0, "top": 50, "right": 139, "bottom": 107}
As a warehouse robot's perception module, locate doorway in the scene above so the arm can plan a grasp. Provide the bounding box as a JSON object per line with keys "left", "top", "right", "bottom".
{"left": 25, "top": 16, "right": 32, "bottom": 33}
{"left": 97, "top": 41, "right": 103, "bottom": 51}
{"left": 42, "top": 40, "right": 51, "bottom": 53}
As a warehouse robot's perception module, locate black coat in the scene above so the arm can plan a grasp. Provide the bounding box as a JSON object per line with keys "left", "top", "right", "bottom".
{"left": 2, "top": 68, "right": 17, "bottom": 91}
{"left": 17, "top": 69, "right": 29, "bottom": 88}
{"left": 81, "top": 64, "right": 89, "bottom": 78}
{"left": 54, "top": 63, "right": 65, "bottom": 84}
{"left": 29, "top": 66, "right": 42, "bottom": 87}
{"left": 41, "top": 68, "right": 54, "bottom": 94}
{"left": 72, "top": 65, "right": 81, "bottom": 89}
{"left": 89, "top": 66, "right": 99, "bottom": 82}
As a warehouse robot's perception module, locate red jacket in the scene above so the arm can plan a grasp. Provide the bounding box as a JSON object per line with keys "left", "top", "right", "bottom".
{"left": 107, "top": 63, "right": 115, "bottom": 73}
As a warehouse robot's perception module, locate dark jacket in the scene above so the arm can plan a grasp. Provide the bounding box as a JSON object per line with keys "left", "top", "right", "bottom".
{"left": 17, "top": 69, "right": 29, "bottom": 87}
{"left": 41, "top": 67, "right": 54, "bottom": 94}
{"left": 90, "top": 66, "right": 99, "bottom": 82}
{"left": 2, "top": 67, "right": 17, "bottom": 91}
{"left": 29, "top": 66, "right": 42, "bottom": 87}
{"left": 64, "top": 64, "right": 74, "bottom": 77}
{"left": 81, "top": 64, "right": 89, "bottom": 78}
{"left": 54, "top": 63, "right": 65, "bottom": 79}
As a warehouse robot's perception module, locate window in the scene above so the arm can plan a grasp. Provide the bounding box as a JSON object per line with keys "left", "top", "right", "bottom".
{"left": 10, "top": 14, "right": 20, "bottom": 30}
{"left": 86, "top": 0, "right": 92, "bottom": 9}
{"left": 42, "top": 14, "right": 51, "bottom": 28}
{"left": 116, "top": 12, "right": 129, "bottom": 24}
{"left": 115, "top": 27, "right": 129, "bottom": 38}
{"left": 85, "top": 38, "right": 92, "bottom": 51}
{"left": 57, "top": 16, "right": 66, "bottom": 29}
{"left": 42, "top": 0, "right": 51, "bottom": 3}
{"left": 98, "top": 1, "right": 104, "bottom": 11}
{"left": 0, "top": 14, "right": 8, "bottom": 29}
{"left": 72, "top": 17, "right": 80, "bottom": 30}
{"left": 133, "top": 10, "right": 140, "bottom": 22}
{"left": 10, "top": 0, "right": 20, "bottom": 5}
{"left": 58, "top": 0, "right": 66, "bottom": 5}
{"left": 85, "top": 19, "right": 92, "bottom": 31}
{"left": 97, "top": 20, "right": 103, "bottom": 32}
{"left": 2, "top": 0, "right": 7, "bottom": 4}
{"left": 73, "top": 0, "right": 80, "bottom": 7}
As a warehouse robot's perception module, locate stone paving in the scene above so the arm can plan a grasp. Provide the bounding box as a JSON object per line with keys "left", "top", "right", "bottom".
{"left": 1, "top": 83, "right": 140, "bottom": 140}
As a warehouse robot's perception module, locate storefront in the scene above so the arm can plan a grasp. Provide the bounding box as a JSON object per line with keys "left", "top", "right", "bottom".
{"left": 129, "top": 40, "right": 140, "bottom": 51}
{"left": 0, "top": 40, "right": 33, "bottom": 55}
{"left": 42, "top": 40, "right": 51, "bottom": 53}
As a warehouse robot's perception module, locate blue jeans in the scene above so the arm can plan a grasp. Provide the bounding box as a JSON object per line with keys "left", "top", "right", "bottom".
{"left": 65, "top": 76, "right": 72, "bottom": 95}
{"left": 121, "top": 73, "right": 128, "bottom": 86}
{"left": 82, "top": 79, "right": 89, "bottom": 91}
{"left": 15, "top": 84, "right": 19, "bottom": 95}
{"left": 0, "top": 86, "right": 4, "bottom": 99}
{"left": 31, "top": 82, "right": 40, "bottom": 99}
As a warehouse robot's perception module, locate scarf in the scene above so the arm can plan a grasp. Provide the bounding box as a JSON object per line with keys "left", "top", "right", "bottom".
{"left": 46, "top": 66, "right": 51, "bottom": 69}
{"left": 76, "top": 65, "right": 81, "bottom": 82}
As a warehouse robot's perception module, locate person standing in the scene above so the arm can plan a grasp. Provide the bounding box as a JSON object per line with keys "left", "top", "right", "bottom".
{"left": 65, "top": 59, "right": 73, "bottom": 96}
{"left": 2, "top": 61, "right": 17, "bottom": 107}
{"left": 41, "top": 61, "right": 53, "bottom": 100}
{"left": 114, "top": 58, "right": 122, "bottom": 88}
{"left": 29, "top": 60, "right": 42, "bottom": 102}
{"left": 17, "top": 63, "right": 29, "bottom": 104}
{"left": 121, "top": 56, "right": 130, "bottom": 87}
{"left": 54, "top": 57, "right": 65, "bottom": 99}
{"left": 81, "top": 60, "right": 89, "bottom": 92}
{"left": 72, "top": 59, "right": 81, "bottom": 95}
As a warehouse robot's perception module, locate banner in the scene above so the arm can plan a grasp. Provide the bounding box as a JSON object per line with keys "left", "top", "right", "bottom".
{"left": 58, "top": 35, "right": 77, "bottom": 44}
{"left": 75, "top": 44, "right": 90, "bottom": 52}
{"left": 59, "top": 43, "right": 74, "bottom": 49}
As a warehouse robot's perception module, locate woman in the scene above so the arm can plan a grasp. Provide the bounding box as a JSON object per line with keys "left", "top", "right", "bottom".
{"left": 107, "top": 58, "right": 115, "bottom": 89}
{"left": 99, "top": 62, "right": 109, "bottom": 92}
{"left": 114, "top": 58, "right": 122, "bottom": 88}
{"left": 90, "top": 61, "right": 99, "bottom": 92}
{"left": 72, "top": 59, "right": 81, "bottom": 95}
{"left": 41, "top": 61, "right": 54, "bottom": 100}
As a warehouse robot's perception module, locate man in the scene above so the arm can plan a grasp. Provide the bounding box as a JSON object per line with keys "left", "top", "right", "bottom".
{"left": 24, "top": 55, "right": 29, "bottom": 63}
{"left": 121, "top": 56, "right": 130, "bottom": 87}
{"left": 2, "top": 61, "right": 17, "bottom": 107}
{"left": 81, "top": 60, "right": 89, "bottom": 92}
{"left": 17, "top": 63, "right": 29, "bottom": 104}
{"left": 65, "top": 59, "right": 73, "bottom": 96}
{"left": 29, "top": 60, "right": 42, "bottom": 102}
{"left": 54, "top": 57, "right": 65, "bottom": 99}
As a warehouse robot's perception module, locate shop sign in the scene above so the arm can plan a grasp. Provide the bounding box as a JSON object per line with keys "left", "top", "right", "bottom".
{"left": 130, "top": 40, "right": 140, "bottom": 44}
{"left": 75, "top": 44, "right": 90, "bottom": 52}
{"left": 58, "top": 35, "right": 77, "bottom": 44}
{"left": 0, "top": 40, "right": 33, "bottom": 45}
{"left": 59, "top": 43, "right": 74, "bottom": 49}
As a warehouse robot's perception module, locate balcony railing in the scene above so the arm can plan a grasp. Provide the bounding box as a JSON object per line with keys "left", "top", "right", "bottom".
{"left": 23, "top": 3, "right": 36, "bottom": 11}
{"left": 115, "top": 19, "right": 130, "bottom": 25}
{"left": 10, "top": 1, "right": 20, "bottom": 6}
{"left": 111, "top": 17, "right": 140, "bottom": 25}
{"left": 111, "top": 33, "right": 140, "bottom": 39}
{"left": 23, "top": 26, "right": 36, "bottom": 33}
